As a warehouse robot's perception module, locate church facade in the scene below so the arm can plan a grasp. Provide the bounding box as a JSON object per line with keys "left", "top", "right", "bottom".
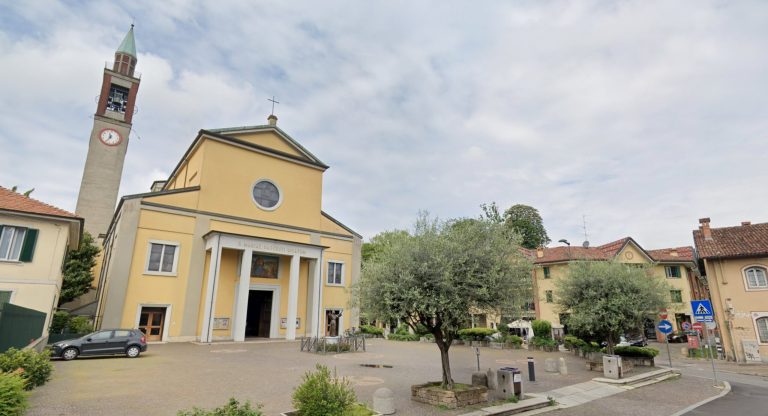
{"left": 93, "top": 117, "right": 362, "bottom": 342}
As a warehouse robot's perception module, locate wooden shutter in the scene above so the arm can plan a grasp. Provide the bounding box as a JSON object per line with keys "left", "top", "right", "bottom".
{"left": 19, "top": 228, "right": 38, "bottom": 262}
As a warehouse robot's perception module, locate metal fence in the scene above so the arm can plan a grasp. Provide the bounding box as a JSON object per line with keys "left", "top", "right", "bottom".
{"left": 0, "top": 303, "right": 46, "bottom": 352}
{"left": 300, "top": 335, "right": 366, "bottom": 353}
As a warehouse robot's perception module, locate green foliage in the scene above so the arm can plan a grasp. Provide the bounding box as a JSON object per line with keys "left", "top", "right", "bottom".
{"left": 49, "top": 312, "right": 70, "bottom": 333}
{"left": 361, "top": 230, "right": 410, "bottom": 263}
{"left": 176, "top": 398, "right": 263, "bottom": 416}
{"left": 502, "top": 204, "right": 550, "bottom": 249}
{"left": 359, "top": 325, "right": 384, "bottom": 336}
{"left": 0, "top": 371, "right": 28, "bottom": 416}
{"left": 502, "top": 334, "right": 523, "bottom": 347}
{"left": 414, "top": 323, "right": 430, "bottom": 336}
{"left": 0, "top": 349, "right": 53, "bottom": 390}
{"left": 49, "top": 312, "right": 92, "bottom": 334}
{"left": 610, "top": 346, "right": 659, "bottom": 358}
{"left": 387, "top": 333, "right": 419, "bottom": 341}
{"left": 292, "top": 364, "right": 356, "bottom": 416}
{"left": 688, "top": 346, "right": 716, "bottom": 359}
{"left": 68, "top": 317, "right": 93, "bottom": 334}
{"left": 342, "top": 403, "right": 376, "bottom": 416}
{"left": 531, "top": 320, "right": 552, "bottom": 340}
{"left": 530, "top": 336, "right": 557, "bottom": 348}
{"left": 563, "top": 335, "right": 587, "bottom": 350}
{"left": 555, "top": 261, "right": 670, "bottom": 354}
{"left": 356, "top": 213, "right": 532, "bottom": 389}
{"left": 394, "top": 323, "right": 411, "bottom": 335}
{"left": 457, "top": 327, "right": 497, "bottom": 341}
{"left": 59, "top": 232, "right": 100, "bottom": 305}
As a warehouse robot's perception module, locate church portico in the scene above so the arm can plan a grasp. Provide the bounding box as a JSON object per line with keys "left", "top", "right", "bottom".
{"left": 201, "top": 232, "right": 324, "bottom": 343}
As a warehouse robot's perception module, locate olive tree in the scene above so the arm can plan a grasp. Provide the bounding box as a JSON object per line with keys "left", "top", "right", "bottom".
{"left": 555, "top": 261, "right": 670, "bottom": 354}
{"left": 356, "top": 214, "right": 531, "bottom": 389}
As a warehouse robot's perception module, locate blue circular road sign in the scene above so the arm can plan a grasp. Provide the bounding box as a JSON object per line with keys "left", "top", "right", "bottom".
{"left": 657, "top": 319, "right": 674, "bottom": 334}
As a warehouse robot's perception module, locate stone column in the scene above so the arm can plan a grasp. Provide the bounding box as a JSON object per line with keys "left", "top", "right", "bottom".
{"left": 309, "top": 258, "right": 322, "bottom": 337}
{"left": 233, "top": 249, "right": 252, "bottom": 342}
{"left": 201, "top": 235, "right": 221, "bottom": 343}
{"left": 286, "top": 254, "right": 301, "bottom": 340}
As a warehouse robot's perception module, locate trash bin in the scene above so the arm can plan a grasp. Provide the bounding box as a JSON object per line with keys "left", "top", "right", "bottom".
{"left": 497, "top": 367, "right": 523, "bottom": 399}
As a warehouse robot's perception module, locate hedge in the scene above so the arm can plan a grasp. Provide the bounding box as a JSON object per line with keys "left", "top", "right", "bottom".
{"left": 177, "top": 398, "right": 262, "bottom": 416}
{"left": 0, "top": 349, "right": 53, "bottom": 390}
{"left": 457, "top": 327, "right": 497, "bottom": 341}
{"left": 359, "top": 325, "right": 384, "bottom": 336}
{"left": 387, "top": 333, "right": 419, "bottom": 342}
{"left": 0, "top": 371, "right": 27, "bottom": 416}
{"left": 531, "top": 320, "right": 552, "bottom": 340}
{"left": 610, "top": 346, "right": 659, "bottom": 358}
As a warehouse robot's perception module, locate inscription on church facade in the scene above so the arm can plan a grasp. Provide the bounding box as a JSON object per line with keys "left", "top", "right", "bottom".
{"left": 237, "top": 240, "right": 308, "bottom": 256}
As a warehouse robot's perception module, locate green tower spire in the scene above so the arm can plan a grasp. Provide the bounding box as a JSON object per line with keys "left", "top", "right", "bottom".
{"left": 116, "top": 24, "right": 137, "bottom": 57}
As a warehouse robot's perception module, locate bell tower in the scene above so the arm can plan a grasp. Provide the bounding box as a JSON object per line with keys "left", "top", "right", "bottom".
{"left": 75, "top": 25, "right": 141, "bottom": 240}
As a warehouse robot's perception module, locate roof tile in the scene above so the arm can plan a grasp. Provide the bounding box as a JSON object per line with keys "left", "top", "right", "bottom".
{"left": 693, "top": 221, "right": 768, "bottom": 259}
{"left": 0, "top": 186, "right": 77, "bottom": 218}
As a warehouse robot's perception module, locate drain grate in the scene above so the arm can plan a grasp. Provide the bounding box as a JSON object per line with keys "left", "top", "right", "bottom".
{"left": 360, "top": 364, "right": 393, "bottom": 368}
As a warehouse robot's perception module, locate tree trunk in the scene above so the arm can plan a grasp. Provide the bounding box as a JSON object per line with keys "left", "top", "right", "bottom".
{"left": 433, "top": 331, "right": 454, "bottom": 389}
{"left": 606, "top": 333, "right": 615, "bottom": 355}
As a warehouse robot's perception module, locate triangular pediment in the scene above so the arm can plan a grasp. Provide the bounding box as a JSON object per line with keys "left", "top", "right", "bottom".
{"left": 614, "top": 238, "right": 654, "bottom": 263}
{"left": 205, "top": 125, "right": 326, "bottom": 167}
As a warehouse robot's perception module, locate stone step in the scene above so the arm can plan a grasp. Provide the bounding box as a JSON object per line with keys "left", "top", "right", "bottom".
{"left": 593, "top": 367, "right": 679, "bottom": 386}
{"left": 458, "top": 396, "right": 551, "bottom": 416}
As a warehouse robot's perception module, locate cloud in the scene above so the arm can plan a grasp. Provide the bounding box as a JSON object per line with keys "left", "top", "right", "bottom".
{"left": 1, "top": 0, "right": 767, "bottom": 249}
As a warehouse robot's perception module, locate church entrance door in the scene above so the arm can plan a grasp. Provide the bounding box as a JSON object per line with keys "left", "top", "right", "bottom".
{"left": 246, "top": 290, "right": 273, "bottom": 338}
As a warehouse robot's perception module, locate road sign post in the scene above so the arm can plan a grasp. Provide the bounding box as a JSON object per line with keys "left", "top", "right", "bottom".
{"left": 691, "top": 300, "right": 718, "bottom": 387}
{"left": 657, "top": 319, "right": 674, "bottom": 368}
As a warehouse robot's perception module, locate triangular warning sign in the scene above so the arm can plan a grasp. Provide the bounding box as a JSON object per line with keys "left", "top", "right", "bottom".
{"left": 696, "top": 303, "right": 710, "bottom": 315}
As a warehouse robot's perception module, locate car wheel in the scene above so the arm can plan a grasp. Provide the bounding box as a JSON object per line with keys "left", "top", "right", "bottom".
{"left": 62, "top": 347, "right": 79, "bottom": 361}
{"left": 126, "top": 345, "right": 141, "bottom": 358}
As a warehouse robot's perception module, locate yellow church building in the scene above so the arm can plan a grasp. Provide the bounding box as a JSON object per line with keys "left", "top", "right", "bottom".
{"left": 94, "top": 115, "right": 362, "bottom": 342}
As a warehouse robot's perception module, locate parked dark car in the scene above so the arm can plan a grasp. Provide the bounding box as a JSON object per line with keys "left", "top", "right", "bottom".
{"left": 667, "top": 332, "right": 688, "bottom": 343}
{"left": 50, "top": 329, "right": 147, "bottom": 361}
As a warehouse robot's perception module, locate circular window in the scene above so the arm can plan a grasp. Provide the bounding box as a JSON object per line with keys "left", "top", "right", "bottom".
{"left": 252, "top": 179, "right": 282, "bottom": 210}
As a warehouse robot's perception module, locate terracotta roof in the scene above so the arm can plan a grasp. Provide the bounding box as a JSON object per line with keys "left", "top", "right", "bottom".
{"left": 0, "top": 186, "right": 77, "bottom": 218}
{"left": 531, "top": 236, "right": 694, "bottom": 264}
{"left": 646, "top": 246, "right": 695, "bottom": 262}
{"left": 693, "top": 221, "right": 768, "bottom": 259}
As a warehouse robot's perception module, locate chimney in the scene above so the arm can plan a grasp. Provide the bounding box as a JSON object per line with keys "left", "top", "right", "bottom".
{"left": 536, "top": 247, "right": 544, "bottom": 258}
{"left": 267, "top": 114, "right": 278, "bottom": 126}
{"left": 699, "top": 217, "right": 712, "bottom": 240}
{"left": 150, "top": 180, "right": 167, "bottom": 192}
{"left": 670, "top": 249, "right": 678, "bottom": 257}
{"left": 742, "top": 221, "right": 751, "bottom": 226}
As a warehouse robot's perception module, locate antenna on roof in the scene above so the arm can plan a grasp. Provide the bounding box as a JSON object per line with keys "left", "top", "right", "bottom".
{"left": 582, "top": 214, "right": 590, "bottom": 248}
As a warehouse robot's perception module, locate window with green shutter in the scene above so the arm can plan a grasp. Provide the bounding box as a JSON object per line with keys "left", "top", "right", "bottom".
{"left": 0, "top": 226, "right": 37, "bottom": 262}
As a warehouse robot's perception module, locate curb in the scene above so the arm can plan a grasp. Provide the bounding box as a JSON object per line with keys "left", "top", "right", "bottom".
{"left": 667, "top": 381, "right": 731, "bottom": 416}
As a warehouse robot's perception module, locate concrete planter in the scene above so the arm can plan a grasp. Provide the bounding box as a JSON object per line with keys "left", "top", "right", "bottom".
{"left": 282, "top": 407, "right": 381, "bottom": 416}
{"left": 411, "top": 382, "right": 488, "bottom": 409}
{"left": 469, "top": 340, "right": 490, "bottom": 347}
{"left": 620, "top": 356, "right": 654, "bottom": 367}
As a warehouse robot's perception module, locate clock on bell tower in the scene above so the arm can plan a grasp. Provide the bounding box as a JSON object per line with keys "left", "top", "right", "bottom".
{"left": 75, "top": 25, "right": 141, "bottom": 240}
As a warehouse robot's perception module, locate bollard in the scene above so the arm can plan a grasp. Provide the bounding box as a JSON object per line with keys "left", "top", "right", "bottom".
{"left": 373, "top": 388, "right": 395, "bottom": 415}
{"left": 486, "top": 368, "right": 498, "bottom": 390}
{"left": 475, "top": 347, "right": 481, "bottom": 371}
{"left": 558, "top": 357, "right": 568, "bottom": 375}
{"left": 527, "top": 357, "right": 536, "bottom": 382}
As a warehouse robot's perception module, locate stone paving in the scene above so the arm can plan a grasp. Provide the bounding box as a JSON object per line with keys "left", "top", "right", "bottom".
{"left": 28, "top": 339, "right": 725, "bottom": 416}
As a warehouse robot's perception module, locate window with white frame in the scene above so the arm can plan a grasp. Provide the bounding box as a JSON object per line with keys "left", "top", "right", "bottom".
{"left": 146, "top": 242, "right": 179, "bottom": 275}
{"left": 327, "top": 261, "right": 344, "bottom": 285}
{"left": 0, "top": 226, "right": 37, "bottom": 262}
{"left": 744, "top": 267, "right": 768, "bottom": 289}
{"left": 665, "top": 266, "right": 681, "bottom": 278}
{"left": 755, "top": 314, "right": 768, "bottom": 344}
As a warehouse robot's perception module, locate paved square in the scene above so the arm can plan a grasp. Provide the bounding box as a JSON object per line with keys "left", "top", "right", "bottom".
{"left": 29, "top": 340, "right": 598, "bottom": 416}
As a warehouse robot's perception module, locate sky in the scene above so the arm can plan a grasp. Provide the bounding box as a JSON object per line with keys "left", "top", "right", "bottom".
{"left": 1, "top": 0, "right": 767, "bottom": 249}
